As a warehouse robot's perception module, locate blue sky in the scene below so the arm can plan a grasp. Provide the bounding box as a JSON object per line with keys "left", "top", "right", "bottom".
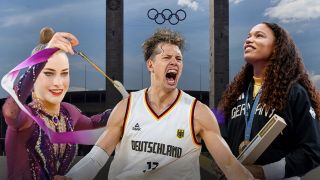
{"left": 229, "top": 0, "right": 320, "bottom": 89}
{"left": 0, "top": 0, "right": 319, "bottom": 98}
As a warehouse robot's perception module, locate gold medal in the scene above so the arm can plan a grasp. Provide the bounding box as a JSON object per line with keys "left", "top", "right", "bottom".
{"left": 239, "top": 140, "right": 250, "bottom": 154}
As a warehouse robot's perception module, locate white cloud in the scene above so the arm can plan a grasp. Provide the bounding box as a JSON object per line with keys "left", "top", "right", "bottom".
{"left": 0, "top": 1, "right": 103, "bottom": 28}
{"left": 229, "top": 0, "right": 245, "bottom": 4}
{"left": 0, "top": 13, "right": 34, "bottom": 28}
{"left": 311, "top": 74, "right": 320, "bottom": 89}
{"left": 178, "top": 0, "right": 199, "bottom": 11}
{"left": 264, "top": 0, "right": 320, "bottom": 23}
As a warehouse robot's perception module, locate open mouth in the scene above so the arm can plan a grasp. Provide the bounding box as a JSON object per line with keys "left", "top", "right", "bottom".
{"left": 166, "top": 70, "right": 177, "bottom": 85}
{"left": 49, "top": 89, "right": 63, "bottom": 96}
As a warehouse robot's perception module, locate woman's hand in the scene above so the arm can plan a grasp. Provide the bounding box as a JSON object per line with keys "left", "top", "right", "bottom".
{"left": 46, "top": 32, "right": 79, "bottom": 55}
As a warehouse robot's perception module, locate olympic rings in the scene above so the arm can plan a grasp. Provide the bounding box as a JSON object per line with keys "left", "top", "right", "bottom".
{"left": 147, "top": 8, "right": 187, "bottom": 25}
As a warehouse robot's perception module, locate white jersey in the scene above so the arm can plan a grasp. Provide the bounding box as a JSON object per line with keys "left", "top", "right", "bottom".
{"left": 108, "top": 89, "right": 202, "bottom": 180}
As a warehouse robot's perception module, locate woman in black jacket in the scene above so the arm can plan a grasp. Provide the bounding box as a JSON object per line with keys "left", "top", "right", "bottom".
{"left": 218, "top": 22, "right": 320, "bottom": 179}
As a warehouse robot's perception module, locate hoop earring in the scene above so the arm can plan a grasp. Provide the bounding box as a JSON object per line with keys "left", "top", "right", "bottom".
{"left": 31, "top": 92, "right": 44, "bottom": 109}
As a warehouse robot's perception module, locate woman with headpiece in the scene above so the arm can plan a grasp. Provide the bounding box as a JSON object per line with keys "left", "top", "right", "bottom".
{"left": 218, "top": 22, "right": 320, "bottom": 179}
{"left": 2, "top": 27, "right": 111, "bottom": 179}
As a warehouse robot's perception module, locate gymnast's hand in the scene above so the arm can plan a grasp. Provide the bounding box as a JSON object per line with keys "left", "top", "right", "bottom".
{"left": 46, "top": 32, "right": 79, "bottom": 55}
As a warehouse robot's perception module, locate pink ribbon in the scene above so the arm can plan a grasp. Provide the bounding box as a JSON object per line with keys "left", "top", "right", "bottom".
{"left": 1, "top": 48, "right": 104, "bottom": 145}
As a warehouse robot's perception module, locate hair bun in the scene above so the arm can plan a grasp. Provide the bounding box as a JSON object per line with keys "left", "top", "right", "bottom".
{"left": 39, "top": 27, "right": 55, "bottom": 44}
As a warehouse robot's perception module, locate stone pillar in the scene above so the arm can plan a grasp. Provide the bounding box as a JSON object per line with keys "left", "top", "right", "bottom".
{"left": 106, "top": 0, "right": 123, "bottom": 108}
{"left": 209, "top": 0, "right": 229, "bottom": 107}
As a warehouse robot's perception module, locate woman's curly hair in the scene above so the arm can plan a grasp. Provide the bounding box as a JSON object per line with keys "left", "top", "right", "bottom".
{"left": 218, "top": 22, "right": 320, "bottom": 120}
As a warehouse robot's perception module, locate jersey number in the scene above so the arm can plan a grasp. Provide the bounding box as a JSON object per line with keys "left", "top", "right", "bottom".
{"left": 143, "top": 161, "right": 159, "bottom": 173}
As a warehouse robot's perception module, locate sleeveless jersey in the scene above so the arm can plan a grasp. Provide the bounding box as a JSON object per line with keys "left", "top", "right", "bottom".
{"left": 108, "top": 89, "right": 202, "bottom": 180}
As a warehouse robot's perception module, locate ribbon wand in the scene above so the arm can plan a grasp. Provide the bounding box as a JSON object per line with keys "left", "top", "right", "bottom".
{"left": 73, "top": 49, "right": 129, "bottom": 99}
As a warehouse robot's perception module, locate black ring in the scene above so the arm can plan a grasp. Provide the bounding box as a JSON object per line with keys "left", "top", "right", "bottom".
{"left": 161, "top": 9, "right": 173, "bottom": 20}
{"left": 147, "top": 8, "right": 158, "bottom": 20}
{"left": 147, "top": 8, "right": 187, "bottom": 25}
{"left": 168, "top": 14, "right": 179, "bottom": 25}
{"left": 175, "top": 9, "right": 186, "bottom": 21}
{"left": 155, "top": 13, "right": 166, "bottom": 24}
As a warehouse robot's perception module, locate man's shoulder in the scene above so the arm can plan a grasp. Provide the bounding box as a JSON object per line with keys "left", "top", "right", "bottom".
{"left": 180, "top": 90, "right": 197, "bottom": 103}
{"left": 194, "top": 100, "right": 208, "bottom": 110}
{"left": 130, "top": 89, "right": 146, "bottom": 98}
{"left": 193, "top": 101, "right": 211, "bottom": 119}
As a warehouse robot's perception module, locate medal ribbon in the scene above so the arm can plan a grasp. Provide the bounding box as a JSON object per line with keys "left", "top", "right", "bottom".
{"left": 243, "top": 81, "right": 262, "bottom": 141}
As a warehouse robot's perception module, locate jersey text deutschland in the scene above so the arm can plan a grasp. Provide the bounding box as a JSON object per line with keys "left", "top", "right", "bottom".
{"left": 131, "top": 140, "right": 182, "bottom": 158}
